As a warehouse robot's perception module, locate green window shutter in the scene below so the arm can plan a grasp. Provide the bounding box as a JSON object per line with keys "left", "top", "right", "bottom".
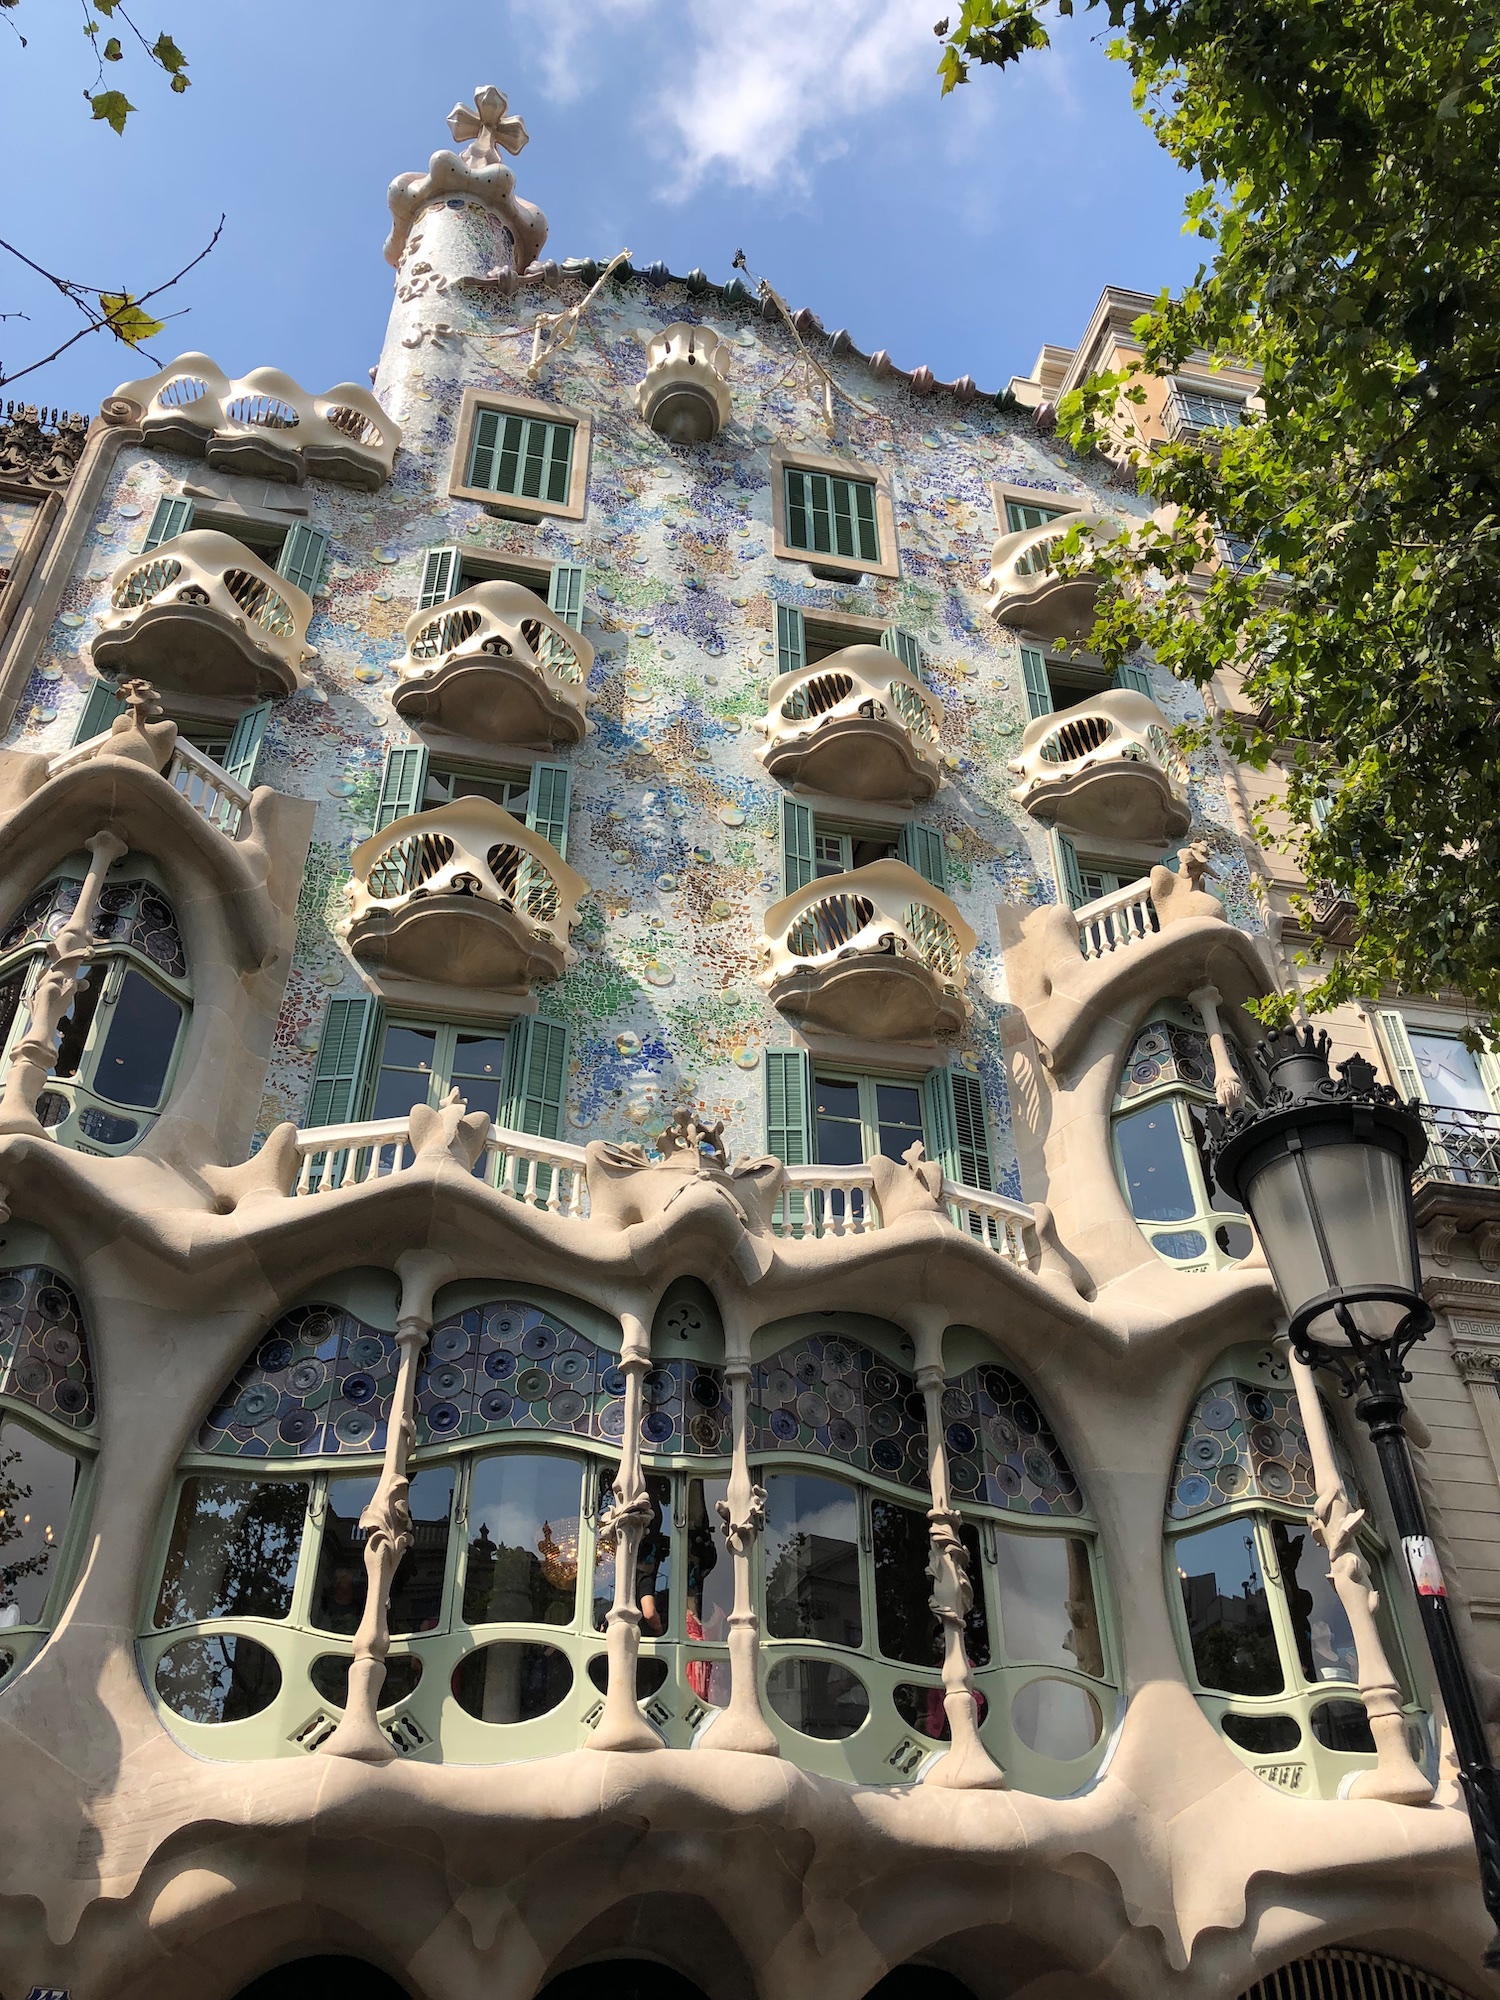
{"left": 1020, "top": 645, "right": 1053, "bottom": 719}
{"left": 501, "top": 1016, "right": 570, "bottom": 1139}
{"left": 72, "top": 678, "right": 125, "bottom": 745}
{"left": 547, "top": 561, "right": 587, "bottom": 631}
{"left": 924, "top": 1068, "right": 995, "bottom": 1193}
{"left": 1375, "top": 1011, "right": 1423, "bottom": 1102}
{"left": 222, "top": 701, "right": 271, "bottom": 787}
{"left": 526, "top": 763, "right": 572, "bottom": 858}
{"left": 851, "top": 480, "right": 879, "bottom": 564}
{"left": 305, "top": 996, "right": 377, "bottom": 1128}
{"left": 418, "top": 547, "right": 462, "bottom": 609}
{"left": 882, "top": 627, "right": 923, "bottom": 681}
{"left": 143, "top": 495, "right": 194, "bottom": 550}
{"left": 468, "top": 409, "right": 502, "bottom": 489}
{"left": 776, "top": 604, "right": 807, "bottom": 678}
{"left": 1051, "top": 830, "right": 1086, "bottom": 910}
{"left": 276, "top": 523, "right": 329, "bottom": 596}
{"left": 1007, "top": 499, "right": 1069, "bottom": 533}
{"left": 923, "top": 1068, "right": 957, "bottom": 1183}
{"left": 781, "top": 797, "right": 816, "bottom": 895}
{"left": 472, "top": 412, "right": 575, "bottom": 502}
{"left": 374, "top": 744, "right": 430, "bottom": 830}
{"left": 1477, "top": 1047, "right": 1500, "bottom": 1114}
{"left": 1115, "top": 659, "right": 1153, "bottom": 696}
{"left": 898, "top": 821, "right": 946, "bottom": 891}
{"left": 764, "top": 1048, "right": 813, "bottom": 1165}
{"left": 785, "top": 468, "right": 812, "bottom": 552}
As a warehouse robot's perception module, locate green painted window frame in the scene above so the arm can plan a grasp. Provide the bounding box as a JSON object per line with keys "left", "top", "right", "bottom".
{"left": 467, "top": 409, "right": 575, "bottom": 506}
{"left": 810, "top": 1067, "right": 928, "bottom": 1168}
{"left": 783, "top": 467, "right": 880, "bottom": 565}
{"left": 0, "top": 1403, "right": 98, "bottom": 1679}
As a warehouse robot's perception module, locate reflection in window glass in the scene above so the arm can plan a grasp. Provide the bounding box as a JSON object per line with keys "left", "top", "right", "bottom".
{"left": 686, "top": 1476, "right": 731, "bottom": 1645}
{"left": 871, "top": 1498, "right": 988, "bottom": 1668}
{"left": 592, "top": 1468, "right": 671, "bottom": 1635}
{"left": 0, "top": 1421, "right": 81, "bottom": 1627}
{"left": 51, "top": 964, "right": 107, "bottom": 1080}
{"left": 448, "top": 1033, "right": 508, "bottom": 1125}
{"left": 1408, "top": 1032, "right": 1491, "bottom": 1114}
{"left": 153, "top": 1633, "right": 281, "bottom": 1724}
{"left": 1011, "top": 1677, "right": 1103, "bottom": 1760}
{"left": 370, "top": 1024, "right": 439, "bottom": 1122}
{"left": 993, "top": 1532, "right": 1103, "bottom": 1676}
{"left": 1271, "top": 1518, "right": 1358, "bottom": 1686}
{"left": 1174, "top": 1519, "right": 1283, "bottom": 1695}
{"left": 875, "top": 1084, "right": 924, "bottom": 1163}
{"left": 154, "top": 1475, "right": 309, "bottom": 1629}
{"left": 1115, "top": 1104, "right": 1196, "bottom": 1222}
{"left": 764, "top": 1473, "right": 861, "bottom": 1647}
{"left": 94, "top": 970, "right": 183, "bottom": 1107}
{"left": 765, "top": 1656, "right": 870, "bottom": 1739}
{"left": 464, "top": 1452, "right": 582, "bottom": 1628}
{"left": 451, "top": 1640, "right": 573, "bottom": 1723}
{"left": 310, "top": 1466, "right": 453, "bottom": 1637}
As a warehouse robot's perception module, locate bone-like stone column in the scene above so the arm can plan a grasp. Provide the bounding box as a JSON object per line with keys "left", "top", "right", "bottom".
{"left": 702, "top": 1306, "right": 779, "bottom": 1755}
{"left": 321, "top": 1248, "right": 453, "bottom": 1763}
{"left": 0, "top": 827, "right": 127, "bottom": 1135}
{"left": 588, "top": 1305, "right": 661, "bottom": 1752}
{"left": 1188, "top": 983, "right": 1245, "bottom": 1113}
{"left": 910, "top": 1313, "right": 1006, "bottom": 1789}
{"left": 1287, "top": 1349, "right": 1434, "bottom": 1804}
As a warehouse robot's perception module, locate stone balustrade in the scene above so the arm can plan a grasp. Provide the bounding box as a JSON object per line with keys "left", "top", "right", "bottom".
{"left": 987, "top": 509, "right": 1120, "bottom": 642}
{"left": 51, "top": 727, "right": 254, "bottom": 838}
{"left": 392, "top": 580, "right": 591, "bottom": 749}
{"left": 1010, "top": 688, "right": 1191, "bottom": 843}
{"left": 758, "top": 644, "right": 942, "bottom": 806}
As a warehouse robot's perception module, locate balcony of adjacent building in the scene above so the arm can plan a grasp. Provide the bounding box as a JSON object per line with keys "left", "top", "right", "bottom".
{"left": 758, "top": 858, "right": 973, "bottom": 1042}
{"left": 342, "top": 797, "right": 586, "bottom": 995}
{"left": 987, "top": 508, "right": 1120, "bottom": 644}
{"left": 759, "top": 643, "right": 942, "bottom": 807}
{"left": 1011, "top": 688, "right": 1192, "bottom": 846}
{"left": 392, "top": 579, "right": 592, "bottom": 751}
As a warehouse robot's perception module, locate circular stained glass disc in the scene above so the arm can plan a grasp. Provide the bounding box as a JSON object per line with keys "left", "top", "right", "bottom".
{"left": 769, "top": 1409, "right": 799, "bottom": 1442}
{"left": 1201, "top": 1398, "right": 1237, "bottom": 1432}
{"left": 551, "top": 1389, "right": 587, "bottom": 1424}
{"left": 516, "top": 1369, "right": 550, "bottom": 1400}
{"left": 1176, "top": 1474, "right": 1212, "bottom": 1508}
{"left": 1187, "top": 1436, "right": 1222, "bottom": 1469}
{"left": 1260, "top": 1461, "right": 1294, "bottom": 1497}
{"left": 341, "top": 1372, "right": 376, "bottom": 1405}
{"left": 553, "top": 1350, "right": 589, "bottom": 1382}
{"left": 479, "top": 1389, "right": 513, "bottom": 1422}
{"left": 522, "top": 1324, "right": 558, "bottom": 1358}
{"left": 484, "top": 1349, "right": 515, "bottom": 1379}
{"left": 431, "top": 1326, "right": 469, "bottom": 1362}
{"left": 335, "top": 1410, "right": 376, "bottom": 1446}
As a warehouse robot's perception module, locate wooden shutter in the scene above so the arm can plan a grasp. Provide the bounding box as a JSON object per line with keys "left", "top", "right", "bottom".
{"left": 784, "top": 468, "right": 813, "bottom": 552}
{"left": 882, "top": 627, "right": 923, "bottom": 680}
{"left": 473, "top": 412, "right": 574, "bottom": 502}
{"left": 418, "top": 547, "right": 462, "bottom": 609}
{"left": 781, "top": 797, "right": 815, "bottom": 894}
{"left": 547, "top": 561, "right": 587, "bottom": 631}
{"left": 1051, "top": 830, "right": 1086, "bottom": 910}
{"left": 776, "top": 604, "right": 807, "bottom": 677}
{"left": 898, "top": 821, "right": 947, "bottom": 891}
{"left": 1375, "top": 1011, "right": 1423, "bottom": 1101}
{"left": 276, "top": 522, "right": 329, "bottom": 596}
{"left": 502, "top": 1016, "right": 570, "bottom": 1138}
{"left": 222, "top": 701, "right": 271, "bottom": 786}
{"left": 374, "top": 744, "right": 430, "bottom": 829}
{"left": 1478, "top": 1046, "right": 1500, "bottom": 1114}
{"left": 1020, "top": 645, "right": 1052, "bottom": 719}
{"left": 526, "top": 763, "right": 572, "bottom": 858}
{"left": 143, "top": 495, "right": 194, "bottom": 550}
{"left": 925, "top": 1067, "right": 994, "bottom": 1193}
{"left": 1115, "top": 659, "right": 1153, "bottom": 696}
{"left": 305, "top": 996, "right": 377, "bottom": 1127}
{"left": 764, "top": 1048, "right": 813, "bottom": 1165}
{"left": 71, "top": 678, "right": 125, "bottom": 745}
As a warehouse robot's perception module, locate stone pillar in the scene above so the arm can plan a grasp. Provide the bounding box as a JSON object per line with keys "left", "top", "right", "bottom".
{"left": 320, "top": 1248, "right": 452, "bottom": 1764}
{"left": 1188, "top": 983, "right": 1245, "bottom": 1112}
{"left": 702, "top": 1306, "right": 779, "bottom": 1755}
{"left": 588, "top": 1306, "right": 661, "bottom": 1752}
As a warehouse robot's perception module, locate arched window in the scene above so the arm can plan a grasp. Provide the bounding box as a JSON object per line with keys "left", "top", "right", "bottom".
{"left": 1112, "top": 1001, "right": 1255, "bottom": 1273}
{"left": 0, "top": 866, "right": 190, "bottom": 1154}
{"left": 1239, "top": 1948, "right": 1476, "bottom": 2000}
{"left": 0, "top": 1266, "right": 98, "bottom": 1688}
{"left": 1165, "top": 1349, "right": 1428, "bottom": 1798}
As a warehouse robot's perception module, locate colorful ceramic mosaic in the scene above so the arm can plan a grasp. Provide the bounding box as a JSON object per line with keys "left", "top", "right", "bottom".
{"left": 0, "top": 1267, "right": 95, "bottom": 1430}
{"left": 944, "top": 1364, "right": 1086, "bottom": 1517}
{"left": 1167, "top": 1378, "right": 1319, "bottom": 1520}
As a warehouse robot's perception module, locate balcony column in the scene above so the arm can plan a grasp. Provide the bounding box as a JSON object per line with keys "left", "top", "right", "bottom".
{"left": 702, "top": 1303, "right": 779, "bottom": 1755}
{"left": 588, "top": 1304, "right": 661, "bottom": 1752}
{"left": 0, "top": 826, "right": 127, "bottom": 1135}
{"left": 1286, "top": 1348, "right": 1434, "bottom": 1804}
{"left": 906, "top": 1308, "right": 1006, "bottom": 1790}
{"left": 1187, "top": 983, "right": 1245, "bottom": 1111}
{"left": 320, "top": 1248, "right": 453, "bottom": 1764}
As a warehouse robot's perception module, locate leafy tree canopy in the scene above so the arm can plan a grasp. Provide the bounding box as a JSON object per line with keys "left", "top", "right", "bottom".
{"left": 938, "top": 0, "right": 1500, "bottom": 1030}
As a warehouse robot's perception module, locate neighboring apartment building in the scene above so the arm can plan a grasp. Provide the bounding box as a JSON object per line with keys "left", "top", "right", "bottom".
{"left": 0, "top": 95, "right": 1494, "bottom": 2000}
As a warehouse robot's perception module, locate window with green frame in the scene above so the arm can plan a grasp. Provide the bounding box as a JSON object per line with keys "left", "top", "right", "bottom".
{"left": 1005, "top": 497, "right": 1074, "bottom": 534}
{"left": 784, "top": 467, "right": 880, "bottom": 565}
{"left": 466, "top": 409, "right": 575, "bottom": 506}
{"left": 812, "top": 1071, "right": 925, "bottom": 1167}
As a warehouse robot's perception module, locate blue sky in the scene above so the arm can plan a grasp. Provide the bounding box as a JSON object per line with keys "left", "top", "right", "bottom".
{"left": 0, "top": 0, "right": 1204, "bottom": 417}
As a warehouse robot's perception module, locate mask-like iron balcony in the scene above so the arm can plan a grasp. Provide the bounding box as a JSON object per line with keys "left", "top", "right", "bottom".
{"left": 635, "top": 322, "right": 733, "bottom": 444}
{"left": 758, "top": 645, "right": 942, "bottom": 807}
{"left": 342, "top": 797, "right": 586, "bottom": 993}
{"left": 1010, "top": 689, "right": 1191, "bottom": 844}
{"left": 758, "top": 858, "right": 974, "bottom": 1042}
{"left": 92, "top": 531, "right": 315, "bottom": 703}
{"left": 987, "top": 510, "right": 1119, "bottom": 644}
{"left": 391, "top": 582, "right": 592, "bottom": 750}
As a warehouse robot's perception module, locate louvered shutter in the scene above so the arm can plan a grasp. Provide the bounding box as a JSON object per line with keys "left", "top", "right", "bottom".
{"left": 1115, "top": 659, "right": 1153, "bottom": 696}
{"left": 305, "top": 996, "right": 377, "bottom": 1127}
{"left": 882, "top": 627, "right": 923, "bottom": 681}
{"left": 418, "top": 547, "right": 462, "bottom": 609}
{"left": 1375, "top": 1011, "right": 1423, "bottom": 1102}
{"left": 547, "top": 561, "right": 587, "bottom": 631}
{"left": 781, "top": 797, "right": 815, "bottom": 894}
{"left": 776, "top": 604, "right": 807, "bottom": 678}
{"left": 764, "top": 1049, "right": 813, "bottom": 1165}
{"left": 374, "top": 744, "right": 430, "bottom": 829}
{"left": 1051, "top": 830, "right": 1086, "bottom": 910}
{"left": 277, "top": 522, "right": 329, "bottom": 596}
{"left": 898, "top": 821, "right": 947, "bottom": 891}
{"left": 925, "top": 1067, "right": 994, "bottom": 1195}
{"left": 526, "top": 763, "right": 572, "bottom": 857}
{"left": 72, "top": 678, "right": 125, "bottom": 745}
{"left": 502, "top": 1016, "right": 570, "bottom": 1138}
{"left": 1020, "top": 646, "right": 1052, "bottom": 719}
{"left": 143, "top": 495, "right": 194, "bottom": 550}
{"left": 1478, "top": 1046, "right": 1500, "bottom": 1115}
{"left": 222, "top": 701, "right": 271, "bottom": 787}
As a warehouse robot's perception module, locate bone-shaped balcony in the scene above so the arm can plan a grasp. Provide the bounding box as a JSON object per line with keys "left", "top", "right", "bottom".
{"left": 634, "top": 322, "right": 733, "bottom": 443}
{"left": 92, "top": 530, "right": 314, "bottom": 703}
{"left": 391, "top": 581, "right": 592, "bottom": 750}
{"left": 343, "top": 797, "right": 586, "bottom": 993}
{"left": 758, "top": 858, "right": 974, "bottom": 1042}
{"left": 987, "top": 510, "right": 1118, "bottom": 643}
{"left": 1009, "top": 688, "right": 1191, "bottom": 843}
{"left": 758, "top": 645, "right": 942, "bottom": 806}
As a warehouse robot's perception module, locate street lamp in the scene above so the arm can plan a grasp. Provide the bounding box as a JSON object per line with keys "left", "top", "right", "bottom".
{"left": 1208, "top": 1023, "right": 1500, "bottom": 1969}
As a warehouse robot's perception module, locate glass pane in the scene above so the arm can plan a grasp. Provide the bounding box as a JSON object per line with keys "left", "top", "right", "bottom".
{"left": 450, "top": 1033, "right": 508, "bottom": 1124}
{"left": 814, "top": 1076, "right": 863, "bottom": 1167}
{"left": 153, "top": 1475, "right": 309, "bottom": 1628}
{"left": 875, "top": 1083, "right": 924, "bottom": 1163}
{"left": 1011, "top": 1677, "right": 1103, "bottom": 1759}
{"left": 0, "top": 1420, "right": 81, "bottom": 1626}
{"left": 50, "top": 962, "right": 106, "bottom": 1080}
{"left": 1269, "top": 1517, "right": 1358, "bottom": 1686}
{"left": 0, "top": 970, "right": 26, "bottom": 1054}
{"left": 463, "top": 1452, "right": 583, "bottom": 1627}
{"left": 92, "top": 969, "right": 183, "bottom": 1108}
{"left": 765, "top": 1656, "right": 869, "bottom": 1739}
{"left": 1408, "top": 1031, "right": 1491, "bottom": 1113}
{"left": 451, "top": 1640, "right": 573, "bottom": 1722}
{"left": 1310, "top": 1697, "right": 1376, "bottom": 1752}
{"left": 309, "top": 1466, "right": 454, "bottom": 1636}
{"left": 1173, "top": 1519, "right": 1284, "bottom": 1695}
{"left": 586, "top": 1651, "right": 669, "bottom": 1698}
{"left": 310, "top": 1652, "right": 422, "bottom": 1711}
{"left": 813, "top": 833, "right": 847, "bottom": 878}
{"left": 763, "top": 1472, "right": 862, "bottom": 1647}
{"left": 154, "top": 1633, "right": 281, "bottom": 1723}
{"left": 370, "top": 1024, "right": 438, "bottom": 1121}
{"left": 592, "top": 1468, "right": 671, "bottom": 1635}
{"left": 1222, "top": 1710, "right": 1301, "bottom": 1754}
{"left": 1190, "top": 1104, "right": 1248, "bottom": 1218}
{"left": 872, "top": 1497, "right": 988, "bottom": 1667}
{"left": 686, "top": 1476, "right": 732, "bottom": 1645}
{"left": 994, "top": 1531, "right": 1103, "bottom": 1675}
{"left": 1115, "top": 1103, "right": 1198, "bottom": 1222}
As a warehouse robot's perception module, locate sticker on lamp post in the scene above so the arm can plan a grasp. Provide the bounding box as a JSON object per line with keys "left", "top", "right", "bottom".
{"left": 1404, "top": 1535, "right": 1448, "bottom": 1597}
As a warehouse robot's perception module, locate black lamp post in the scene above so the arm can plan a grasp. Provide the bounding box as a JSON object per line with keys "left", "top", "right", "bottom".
{"left": 1208, "top": 1023, "right": 1500, "bottom": 1969}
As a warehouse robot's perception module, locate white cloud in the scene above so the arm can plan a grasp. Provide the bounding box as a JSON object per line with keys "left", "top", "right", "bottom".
{"left": 510, "top": 0, "right": 654, "bottom": 105}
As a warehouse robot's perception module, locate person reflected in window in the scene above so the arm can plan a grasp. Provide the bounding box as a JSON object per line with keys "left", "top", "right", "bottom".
{"left": 319, "top": 1563, "right": 364, "bottom": 1635}
{"left": 637, "top": 1489, "right": 668, "bottom": 1637}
